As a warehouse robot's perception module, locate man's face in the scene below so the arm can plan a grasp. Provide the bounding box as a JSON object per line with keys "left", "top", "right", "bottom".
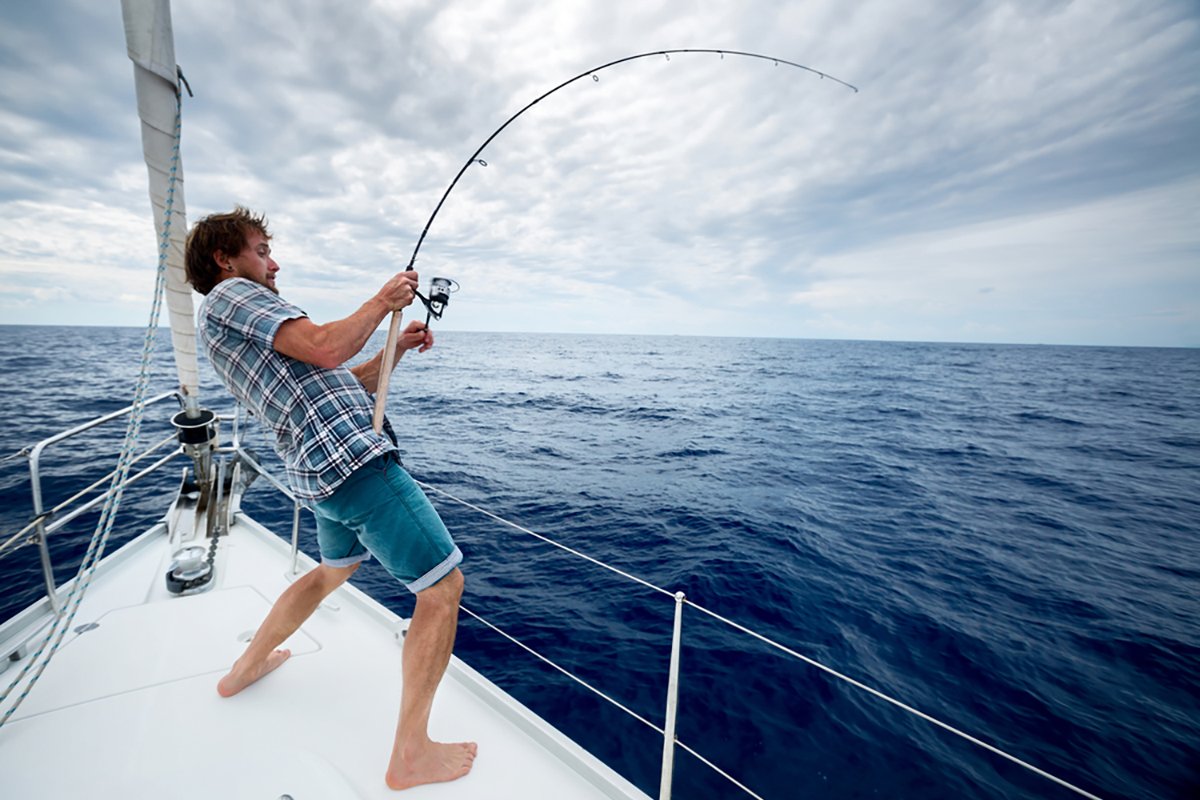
{"left": 226, "top": 231, "right": 279, "bottom": 294}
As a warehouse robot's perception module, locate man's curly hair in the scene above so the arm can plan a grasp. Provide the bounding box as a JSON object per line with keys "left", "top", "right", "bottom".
{"left": 184, "top": 206, "right": 271, "bottom": 295}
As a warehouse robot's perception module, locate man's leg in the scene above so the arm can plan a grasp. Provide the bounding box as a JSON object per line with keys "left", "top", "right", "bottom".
{"left": 217, "top": 562, "right": 360, "bottom": 697}
{"left": 385, "top": 567, "right": 477, "bottom": 790}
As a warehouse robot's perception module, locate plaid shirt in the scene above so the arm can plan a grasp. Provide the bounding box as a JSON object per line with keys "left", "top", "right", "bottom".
{"left": 199, "top": 278, "right": 394, "bottom": 502}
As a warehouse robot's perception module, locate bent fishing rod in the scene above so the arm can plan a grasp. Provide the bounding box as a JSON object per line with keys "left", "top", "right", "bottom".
{"left": 372, "top": 48, "right": 857, "bottom": 432}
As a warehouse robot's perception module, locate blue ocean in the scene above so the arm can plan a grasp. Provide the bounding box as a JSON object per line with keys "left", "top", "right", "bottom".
{"left": 1, "top": 325, "right": 1197, "bottom": 799}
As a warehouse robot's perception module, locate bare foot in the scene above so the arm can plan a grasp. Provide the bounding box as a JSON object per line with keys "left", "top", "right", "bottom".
{"left": 216, "top": 648, "right": 291, "bottom": 697}
{"left": 385, "top": 740, "right": 478, "bottom": 790}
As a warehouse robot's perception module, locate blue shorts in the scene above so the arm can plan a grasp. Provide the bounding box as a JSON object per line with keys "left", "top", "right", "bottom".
{"left": 311, "top": 453, "right": 462, "bottom": 593}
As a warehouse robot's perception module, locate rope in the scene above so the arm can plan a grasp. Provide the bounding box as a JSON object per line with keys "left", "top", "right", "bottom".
{"left": 0, "top": 91, "right": 183, "bottom": 729}
{"left": 423, "top": 480, "right": 1105, "bottom": 800}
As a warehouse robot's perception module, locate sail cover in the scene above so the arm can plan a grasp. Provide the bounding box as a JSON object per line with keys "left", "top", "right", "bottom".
{"left": 121, "top": 0, "right": 200, "bottom": 399}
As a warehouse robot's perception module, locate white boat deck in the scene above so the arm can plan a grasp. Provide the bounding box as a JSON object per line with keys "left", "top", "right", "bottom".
{"left": 0, "top": 513, "right": 650, "bottom": 799}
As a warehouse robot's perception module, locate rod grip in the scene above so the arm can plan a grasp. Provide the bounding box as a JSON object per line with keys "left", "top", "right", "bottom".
{"left": 372, "top": 310, "right": 403, "bottom": 433}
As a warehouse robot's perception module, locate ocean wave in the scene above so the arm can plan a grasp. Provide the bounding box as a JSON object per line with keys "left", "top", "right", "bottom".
{"left": 1, "top": 328, "right": 1196, "bottom": 799}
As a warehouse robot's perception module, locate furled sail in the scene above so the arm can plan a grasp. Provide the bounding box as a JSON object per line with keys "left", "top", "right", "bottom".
{"left": 121, "top": 0, "right": 199, "bottom": 400}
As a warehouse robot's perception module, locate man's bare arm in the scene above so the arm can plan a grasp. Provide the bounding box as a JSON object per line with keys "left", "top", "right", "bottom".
{"left": 273, "top": 272, "right": 418, "bottom": 369}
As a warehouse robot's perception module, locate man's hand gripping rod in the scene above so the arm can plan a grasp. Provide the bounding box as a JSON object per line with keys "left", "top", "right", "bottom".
{"left": 371, "top": 272, "right": 455, "bottom": 433}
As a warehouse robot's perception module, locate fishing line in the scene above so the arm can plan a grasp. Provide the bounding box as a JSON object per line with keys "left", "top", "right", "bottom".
{"left": 405, "top": 48, "right": 857, "bottom": 280}
{"left": 373, "top": 49, "right": 856, "bottom": 431}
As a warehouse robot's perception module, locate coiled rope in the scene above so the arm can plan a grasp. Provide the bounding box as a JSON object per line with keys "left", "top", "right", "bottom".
{"left": 0, "top": 92, "right": 183, "bottom": 729}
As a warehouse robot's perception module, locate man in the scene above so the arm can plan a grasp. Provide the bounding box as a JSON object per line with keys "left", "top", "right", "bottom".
{"left": 184, "top": 207, "right": 476, "bottom": 790}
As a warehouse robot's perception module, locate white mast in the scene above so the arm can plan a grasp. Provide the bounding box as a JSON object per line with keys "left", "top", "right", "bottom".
{"left": 121, "top": 0, "right": 199, "bottom": 402}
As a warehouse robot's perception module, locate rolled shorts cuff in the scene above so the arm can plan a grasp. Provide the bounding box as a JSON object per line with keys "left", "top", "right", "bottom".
{"left": 321, "top": 552, "right": 371, "bottom": 569}
{"left": 406, "top": 545, "right": 463, "bottom": 594}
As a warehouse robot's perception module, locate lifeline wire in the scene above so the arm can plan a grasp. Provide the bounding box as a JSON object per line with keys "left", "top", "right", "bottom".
{"left": 422, "top": 480, "right": 1106, "bottom": 800}
{"left": 458, "top": 601, "right": 767, "bottom": 800}
{"left": 684, "top": 600, "right": 1105, "bottom": 800}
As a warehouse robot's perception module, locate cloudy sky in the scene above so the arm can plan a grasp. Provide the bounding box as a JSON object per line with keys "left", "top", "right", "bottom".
{"left": 1, "top": 1, "right": 1197, "bottom": 346}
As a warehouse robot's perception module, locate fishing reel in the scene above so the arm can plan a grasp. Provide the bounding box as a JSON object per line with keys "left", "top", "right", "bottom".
{"left": 416, "top": 276, "right": 459, "bottom": 326}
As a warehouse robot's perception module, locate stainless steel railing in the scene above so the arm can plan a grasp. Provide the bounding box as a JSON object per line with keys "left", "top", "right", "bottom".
{"left": 0, "top": 392, "right": 185, "bottom": 614}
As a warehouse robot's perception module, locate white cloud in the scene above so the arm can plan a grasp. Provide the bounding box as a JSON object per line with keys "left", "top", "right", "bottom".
{"left": 788, "top": 178, "right": 1200, "bottom": 345}
{"left": 0, "top": 198, "right": 163, "bottom": 324}
{"left": 0, "top": 0, "right": 1196, "bottom": 344}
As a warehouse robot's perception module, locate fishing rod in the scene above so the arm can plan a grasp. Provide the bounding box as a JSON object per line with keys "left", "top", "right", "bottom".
{"left": 371, "top": 48, "right": 857, "bottom": 432}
